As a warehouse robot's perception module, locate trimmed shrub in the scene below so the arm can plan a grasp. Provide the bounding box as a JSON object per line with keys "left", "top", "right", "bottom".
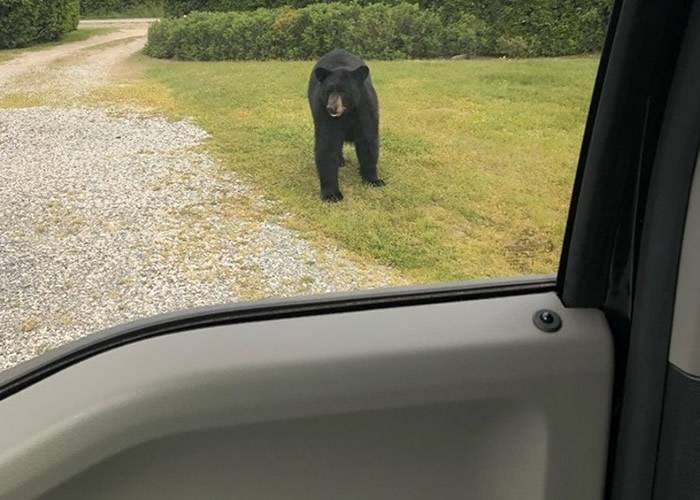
{"left": 63, "top": 0, "right": 80, "bottom": 32}
{"left": 162, "top": 0, "right": 611, "bottom": 58}
{"left": 0, "top": 0, "right": 80, "bottom": 49}
{"left": 146, "top": 2, "right": 488, "bottom": 60}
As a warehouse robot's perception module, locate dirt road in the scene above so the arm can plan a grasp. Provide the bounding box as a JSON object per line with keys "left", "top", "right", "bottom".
{"left": 0, "top": 20, "right": 152, "bottom": 96}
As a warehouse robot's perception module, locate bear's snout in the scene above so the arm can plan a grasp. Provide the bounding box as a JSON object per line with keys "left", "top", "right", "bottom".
{"left": 326, "top": 93, "right": 346, "bottom": 118}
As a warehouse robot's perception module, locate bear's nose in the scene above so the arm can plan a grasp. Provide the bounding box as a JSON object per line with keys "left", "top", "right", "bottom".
{"left": 326, "top": 94, "right": 345, "bottom": 117}
{"left": 327, "top": 106, "right": 343, "bottom": 118}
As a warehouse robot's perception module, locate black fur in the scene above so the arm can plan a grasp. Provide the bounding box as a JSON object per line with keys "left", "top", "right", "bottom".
{"left": 308, "top": 49, "right": 384, "bottom": 202}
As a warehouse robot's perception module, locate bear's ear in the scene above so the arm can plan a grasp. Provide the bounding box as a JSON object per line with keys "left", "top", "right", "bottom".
{"left": 353, "top": 65, "right": 370, "bottom": 82}
{"left": 315, "top": 67, "right": 332, "bottom": 82}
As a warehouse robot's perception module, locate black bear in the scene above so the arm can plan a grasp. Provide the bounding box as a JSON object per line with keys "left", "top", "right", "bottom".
{"left": 308, "top": 48, "right": 384, "bottom": 202}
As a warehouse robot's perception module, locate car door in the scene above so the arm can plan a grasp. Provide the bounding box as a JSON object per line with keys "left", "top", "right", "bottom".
{"left": 0, "top": 0, "right": 698, "bottom": 499}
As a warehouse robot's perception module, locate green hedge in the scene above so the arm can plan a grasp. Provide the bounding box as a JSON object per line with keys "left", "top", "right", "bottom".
{"left": 446, "top": 0, "right": 612, "bottom": 57}
{"left": 79, "top": 0, "right": 164, "bottom": 17}
{"left": 0, "top": 0, "right": 80, "bottom": 49}
{"left": 403, "top": 0, "right": 611, "bottom": 56}
{"left": 146, "top": 3, "right": 485, "bottom": 60}
{"left": 147, "top": 0, "right": 609, "bottom": 60}
{"left": 164, "top": 0, "right": 406, "bottom": 17}
{"left": 162, "top": 0, "right": 610, "bottom": 57}
{"left": 81, "top": 0, "right": 141, "bottom": 13}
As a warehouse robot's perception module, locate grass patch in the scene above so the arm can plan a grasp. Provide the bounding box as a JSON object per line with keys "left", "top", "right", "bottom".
{"left": 135, "top": 56, "right": 598, "bottom": 283}
{"left": 0, "top": 28, "right": 114, "bottom": 62}
{"left": 89, "top": 55, "right": 182, "bottom": 116}
{"left": 0, "top": 93, "right": 47, "bottom": 108}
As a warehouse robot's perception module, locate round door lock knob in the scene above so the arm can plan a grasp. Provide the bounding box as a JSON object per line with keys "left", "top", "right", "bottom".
{"left": 533, "top": 309, "right": 562, "bottom": 333}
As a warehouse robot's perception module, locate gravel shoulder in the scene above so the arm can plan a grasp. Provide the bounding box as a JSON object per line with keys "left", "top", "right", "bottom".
{"left": 0, "top": 21, "right": 402, "bottom": 371}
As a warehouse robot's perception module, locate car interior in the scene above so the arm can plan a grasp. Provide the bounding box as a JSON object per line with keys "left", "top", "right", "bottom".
{"left": 0, "top": 0, "right": 699, "bottom": 499}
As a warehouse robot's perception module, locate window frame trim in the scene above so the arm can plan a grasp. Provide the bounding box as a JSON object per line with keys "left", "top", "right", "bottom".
{"left": 0, "top": 274, "right": 555, "bottom": 401}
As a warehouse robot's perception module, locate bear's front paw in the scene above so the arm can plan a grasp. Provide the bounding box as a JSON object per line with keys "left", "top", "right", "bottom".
{"left": 321, "top": 190, "right": 344, "bottom": 202}
{"left": 363, "top": 178, "right": 386, "bottom": 187}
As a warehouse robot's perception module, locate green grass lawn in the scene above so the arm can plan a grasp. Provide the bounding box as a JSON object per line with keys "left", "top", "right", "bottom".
{"left": 0, "top": 28, "right": 114, "bottom": 62}
{"left": 135, "top": 56, "right": 598, "bottom": 283}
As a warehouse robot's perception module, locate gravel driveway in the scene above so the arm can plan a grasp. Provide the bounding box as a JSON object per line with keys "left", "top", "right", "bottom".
{"left": 0, "top": 21, "right": 400, "bottom": 371}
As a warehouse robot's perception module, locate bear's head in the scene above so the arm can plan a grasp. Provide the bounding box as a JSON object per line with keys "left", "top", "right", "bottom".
{"left": 314, "top": 65, "right": 370, "bottom": 119}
